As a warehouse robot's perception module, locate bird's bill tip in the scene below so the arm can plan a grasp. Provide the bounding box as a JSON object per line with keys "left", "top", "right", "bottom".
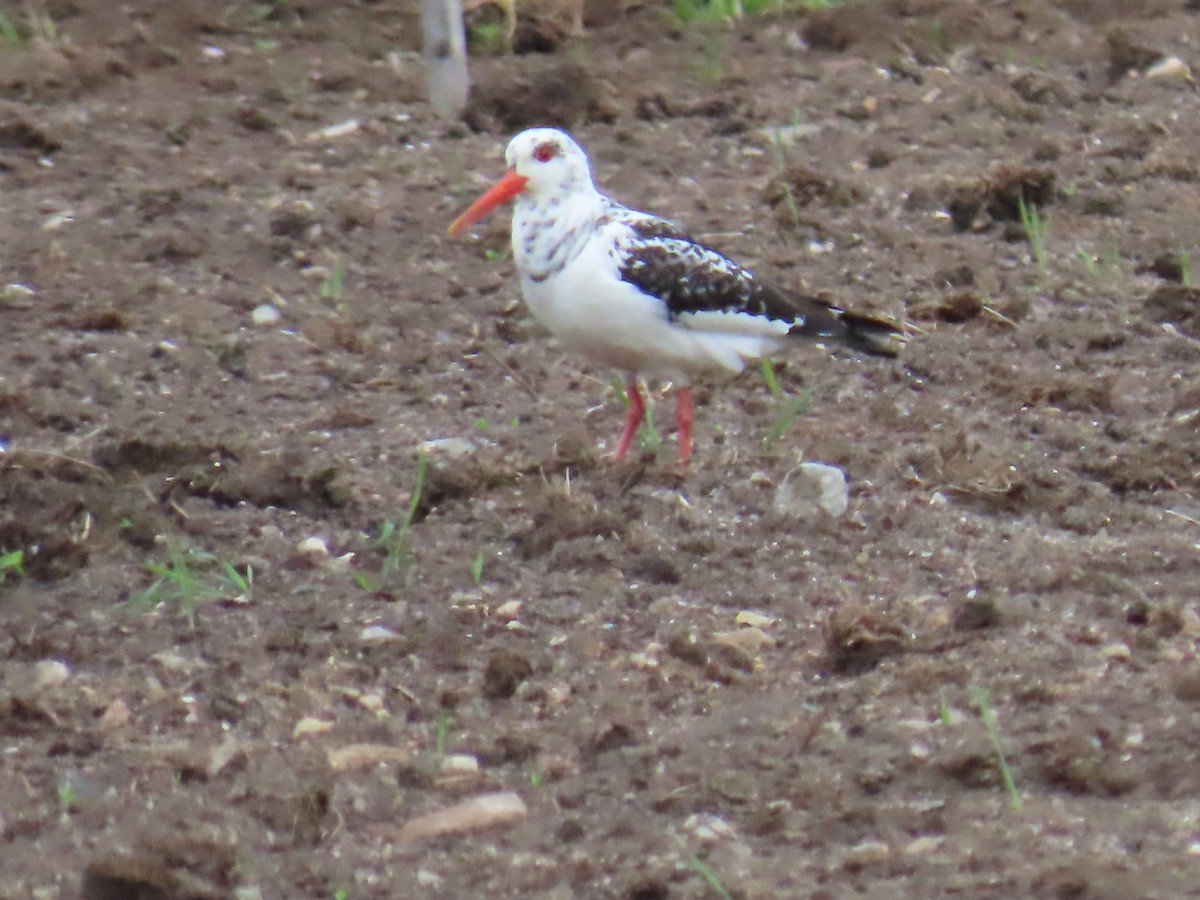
{"left": 447, "top": 167, "right": 530, "bottom": 236}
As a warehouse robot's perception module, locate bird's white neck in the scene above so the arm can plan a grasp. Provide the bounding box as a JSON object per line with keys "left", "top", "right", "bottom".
{"left": 511, "top": 186, "right": 607, "bottom": 283}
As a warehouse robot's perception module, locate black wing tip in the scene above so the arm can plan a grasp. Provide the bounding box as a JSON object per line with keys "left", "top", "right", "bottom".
{"left": 840, "top": 311, "right": 906, "bottom": 358}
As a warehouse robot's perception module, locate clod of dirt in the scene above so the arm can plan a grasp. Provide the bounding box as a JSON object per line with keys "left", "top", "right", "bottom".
{"left": 1010, "top": 71, "right": 1079, "bottom": 107}
{"left": 1135, "top": 252, "right": 1188, "bottom": 282}
{"left": 0, "top": 116, "right": 61, "bottom": 155}
{"left": 463, "top": 60, "right": 616, "bottom": 133}
{"left": 823, "top": 603, "right": 910, "bottom": 675}
{"left": 83, "top": 855, "right": 176, "bottom": 900}
{"left": 1142, "top": 284, "right": 1200, "bottom": 338}
{"left": 666, "top": 630, "right": 709, "bottom": 668}
{"left": 193, "top": 453, "right": 353, "bottom": 512}
{"left": 623, "top": 551, "right": 680, "bottom": 585}
{"left": 513, "top": 489, "right": 622, "bottom": 559}
{"left": 482, "top": 648, "right": 533, "bottom": 699}
{"left": 586, "top": 721, "right": 637, "bottom": 756}
{"left": 910, "top": 290, "right": 984, "bottom": 324}
{"left": 626, "top": 879, "right": 670, "bottom": 900}
{"left": 943, "top": 165, "right": 1056, "bottom": 231}
{"left": 763, "top": 164, "right": 863, "bottom": 220}
{"left": 952, "top": 595, "right": 1000, "bottom": 631}
{"left": 1035, "top": 731, "right": 1138, "bottom": 796}
{"left": 984, "top": 164, "right": 1057, "bottom": 221}
{"left": 1106, "top": 28, "right": 1163, "bottom": 81}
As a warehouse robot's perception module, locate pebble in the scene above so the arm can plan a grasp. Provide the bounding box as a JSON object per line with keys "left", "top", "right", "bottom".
{"left": 394, "top": 791, "right": 527, "bottom": 843}
{"left": 34, "top": 659, "right": 71, "bottom": 690}
{"left": 774, "top": 462, "right": 849, "bottom": 518}
{"left": 419, "top": 437, "right": 477, "bottom": 459}
{"left": 844, "top": 839, "right": 892, "bottom": 868}
{"left": 296, "top": 536, "right": 329, "bottom": 558}
{"left": 250, "top": 303, "right": 281, "bottom": 326}
{"left": 292, "top": 717, "right": 334, "bottom": 738}
{"left": 682, "top": 813, "right": 736, "bottom": 845}
{"left": 360, "top": 625, "right": 401, "bottom": 642}
{"left": 327, "top": 743, "right": 413, "bottom": 772}
{"left": 1145, "top": 56, "right": 1193, "bottom": 82}
{"left": 98, "top": 698, "right": 131, "bottom": 731}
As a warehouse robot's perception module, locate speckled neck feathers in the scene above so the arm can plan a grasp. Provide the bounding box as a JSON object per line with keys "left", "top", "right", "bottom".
{"left": 512, "top": 183, "right": 606, "bottom": 283}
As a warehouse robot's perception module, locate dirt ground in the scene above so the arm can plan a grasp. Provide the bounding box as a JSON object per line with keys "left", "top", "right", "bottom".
{"left": 2, "top": 0, "right": 1200, "bottom": 897}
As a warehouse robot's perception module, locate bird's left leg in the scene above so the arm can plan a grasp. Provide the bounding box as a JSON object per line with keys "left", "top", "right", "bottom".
{"left": 613, "top": 375, "right": 645, "bottom": 461}
{"left": 674, "top": 386, "right": 694, "bottom": 466}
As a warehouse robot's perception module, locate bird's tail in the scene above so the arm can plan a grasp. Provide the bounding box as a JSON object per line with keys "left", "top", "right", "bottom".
{"left": 792, "top": 295, "right": 905, "bottom": 358}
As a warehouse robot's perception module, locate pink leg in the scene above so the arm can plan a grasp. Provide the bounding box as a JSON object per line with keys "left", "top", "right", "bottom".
{"left": 675, "top": 386, "right": 694, "bottom": 465}
{"left": 613, "top": 375, "right": 645, "bottom": 461}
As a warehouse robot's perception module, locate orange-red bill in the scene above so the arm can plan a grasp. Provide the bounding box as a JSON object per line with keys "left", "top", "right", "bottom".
{"left": 448, "top": 168, "right": 530, "bottom": 235}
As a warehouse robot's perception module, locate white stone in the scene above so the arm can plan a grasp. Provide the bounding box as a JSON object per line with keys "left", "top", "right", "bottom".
{"left": 251, "top": 304, "right": 281, "bottom": 326}
{"left": 774, "top": 462, "right": 849, "bottom": 518}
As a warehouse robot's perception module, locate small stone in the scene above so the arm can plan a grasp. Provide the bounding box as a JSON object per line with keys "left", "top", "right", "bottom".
{"left": 1100, "top": 642, "right": 1132, "bottom": 662}
{"left": 436, "top": 754, "right": 482, "bottom": 788}
{"left": 1145, "top": 56, "right": 1193, "bottom": 82}
{"left": 250, "top": 303, "right": 281, "bottom": 326}
{"left": 292, "top": 717, "right": 334, "bottom": 738}
{"left": 327, "top": 743, "right": 412, "bottom": 771}
{"left": 774, "top": 462, "right": 849, "bottom": 518}
{"left": 419, "top": 437, "right": 477, "bottom": 459}
{"left": 98, "top": 698, "right": 131, "bottom": 731}
{"left": 34, "top": 659, "right": 71, "bottom": 690}
{"left": 360, "top": 625, "right": 401, "bottom": 642}
{"left": 495, "top": 600, "right": 523, "bottom": 620}
{"left": 714, "top": 627, "right": 776, "bottom": 654}
{"left": 904, "top": 835, "right": 943, "bottom": 856}
{"left": 735, "top": 610, "right": 775, "bottom": 628}
{"left": 296, "top": 536, "right": 329, "bottom": 558}
{"left": 682, "top": 813, "right": 736, "bottom": 845}
{"left": 394, "top": 792, "right": 527, "bottom": 843}
{"left": 440, "top": 754, "right": 480, "bottom": 775}
{"left": 844, "top": 839, "right": 891, "bottom": 868}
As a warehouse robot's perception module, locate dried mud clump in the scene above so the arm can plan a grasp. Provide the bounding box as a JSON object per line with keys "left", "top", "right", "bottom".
{"left": 482, "top": 648, "right": 534, "bottom": 699}
{"left": 1142, "top": 285, "right": 1200, "bottom": 338}
{"left": 824, "top": 603, "right": 910, "bottom": 675}
{"left": 945, "top": 165, "right": 1057, "bottom": 232}
{"left": 463, "top": 60, "right": 616, "bottom": 133}
{"left": 764, "top": 164, "right": 863, "bottom": 216}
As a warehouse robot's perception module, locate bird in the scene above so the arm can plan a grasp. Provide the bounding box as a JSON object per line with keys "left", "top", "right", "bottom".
{"left": 448, "top": 127, "right": 901, "bottom": 465}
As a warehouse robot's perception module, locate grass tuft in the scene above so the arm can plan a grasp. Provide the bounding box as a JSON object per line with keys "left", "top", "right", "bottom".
{"left": 1017, "top": 196, "right": 1048, "bottom": 276}
{"left": 969, "top": 685, "right": 1022, "bottom": 811}
{"left": 134, "top": 540, "right": 251, "bottom": 628}
{"left": 355, "top": 453, "right": 427, "bottom": 592}
{"left": 672, "top": 831, "right": 733, "bottom": 900}
{"left": 760, "top": 358, "right": 811, "bottom": 449}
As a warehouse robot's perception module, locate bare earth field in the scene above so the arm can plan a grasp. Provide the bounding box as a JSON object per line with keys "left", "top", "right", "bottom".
{"left": 2, "top": 1, "right": 1200, "bottom": 897}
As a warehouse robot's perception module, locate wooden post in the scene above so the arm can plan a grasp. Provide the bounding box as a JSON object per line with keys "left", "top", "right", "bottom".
{"left": 421, "top": 0, "right": 469, "bottom": 117}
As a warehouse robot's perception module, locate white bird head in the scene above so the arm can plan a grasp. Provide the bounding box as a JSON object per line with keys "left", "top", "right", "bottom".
{"left": 448, "top": 128, "right": 594, "bottom": 235}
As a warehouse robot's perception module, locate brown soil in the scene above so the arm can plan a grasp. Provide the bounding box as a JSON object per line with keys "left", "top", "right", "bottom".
{"left": 3, "top": 1, "right": 1200, "bottom": 897}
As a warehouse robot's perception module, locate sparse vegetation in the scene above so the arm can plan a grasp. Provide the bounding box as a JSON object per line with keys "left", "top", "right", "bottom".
{"left": 1018, "top": 196, "right": 1048, "bottom": 275}
{"left": 134, "top": 540, "right": 252, "bottom": 629}
{"left": 355, "top": 453, "right": 428, "bottom": 592}
{"left": 970, "top": 685, "right": 1022, "bottom": 811}
{"left": 0, "top": 549, "right": 24, "bottom": 596}
{"left": 320, "top": 255, "right": 345, "bottom": 301}
{"left": 672, "top": 831, "right": 734, "bottom": 900}
{"left": 760, "top": 358, "right": 811, "bottom": 449}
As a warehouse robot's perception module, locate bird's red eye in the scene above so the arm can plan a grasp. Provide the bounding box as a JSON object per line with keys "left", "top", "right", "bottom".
{"left": 533, "top": 142, "right": 557, "bottom": 163}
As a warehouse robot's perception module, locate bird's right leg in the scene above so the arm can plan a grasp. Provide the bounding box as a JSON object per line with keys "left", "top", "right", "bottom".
{"left": 613, "top": 375, "right": 645, "bottom": 461}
